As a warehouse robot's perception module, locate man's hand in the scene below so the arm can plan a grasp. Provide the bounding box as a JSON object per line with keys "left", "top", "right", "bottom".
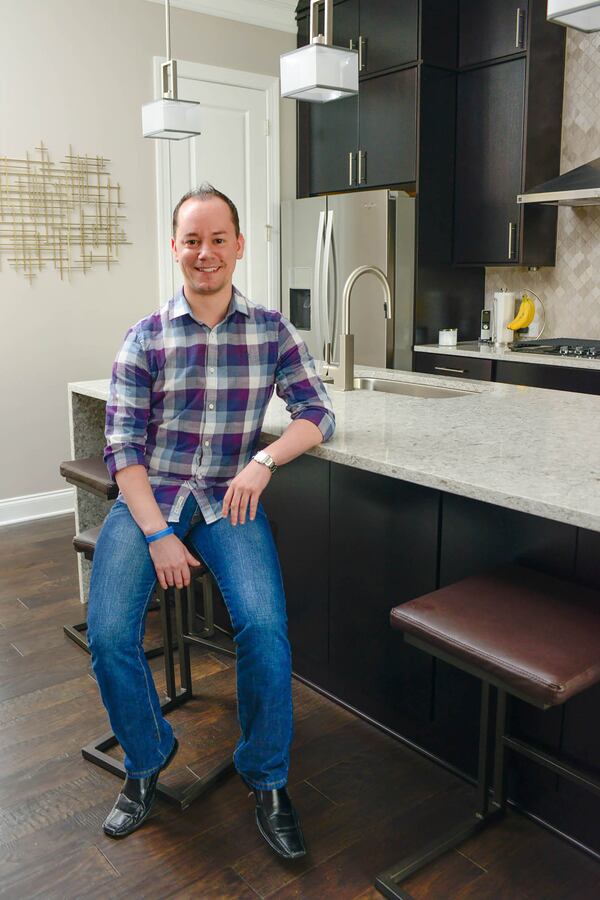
{"left": 149, "top": 533, "right": 203, "bottom": 590}
{"left": 222, "top": 460, "right": 271, "bottom": 525}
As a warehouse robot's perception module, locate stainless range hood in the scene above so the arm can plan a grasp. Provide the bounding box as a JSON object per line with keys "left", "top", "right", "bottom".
{"left": 517, "top": 157, "right": 600, "bottom": 206}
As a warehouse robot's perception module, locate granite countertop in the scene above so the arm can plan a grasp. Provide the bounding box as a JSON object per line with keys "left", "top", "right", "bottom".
{"left": 69, "top": 368, "right": 600, "bottom": 533}
{"left": 414, "top": 341, "right": 600, "bottom": 371}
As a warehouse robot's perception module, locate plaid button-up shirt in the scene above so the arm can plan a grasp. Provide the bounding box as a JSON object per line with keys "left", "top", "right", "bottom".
{"left": 104, "top": 287, "right": 335, "bottom": 524}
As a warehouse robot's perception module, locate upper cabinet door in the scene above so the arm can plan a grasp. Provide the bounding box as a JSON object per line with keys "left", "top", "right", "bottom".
{"left": 454, "top": 59, "right": 525, "bottom": 265}
{"left": 459, "top": 0, "right": 528, "bottom": 67}
{"left": 308, "top": 96, "right": 359, "bottom": 195}
{"left": 358, "top": 67, "right": 417, "bottom": 188}
{"left": 359, "top": 0, "right": 419, "bottom": 75}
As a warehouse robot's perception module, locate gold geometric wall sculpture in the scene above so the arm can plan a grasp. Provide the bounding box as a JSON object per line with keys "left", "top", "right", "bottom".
{"left": 0, "top": 143, "right": 130, "bottom": 283}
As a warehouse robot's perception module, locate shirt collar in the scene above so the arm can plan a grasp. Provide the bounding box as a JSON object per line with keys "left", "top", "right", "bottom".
{"left": 169, "top": 286, "right": 250, "bottom": 323}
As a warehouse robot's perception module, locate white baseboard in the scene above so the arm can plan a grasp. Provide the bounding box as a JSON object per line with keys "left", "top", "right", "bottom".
{"left": 0, "top": 488, "right": 75, "bottom": 527}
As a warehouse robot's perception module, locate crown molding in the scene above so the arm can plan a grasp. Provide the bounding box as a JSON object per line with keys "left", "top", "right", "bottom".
{"left": 144, "top": 0, "right": 297, "bottom": 34}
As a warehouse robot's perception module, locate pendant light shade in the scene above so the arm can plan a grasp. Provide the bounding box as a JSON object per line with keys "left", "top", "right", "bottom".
{"left": 142, "top": 2, "right": 201, "bottom": 140}
{"left": 547, "top": 1, "right": 600, "bottom": 31}
{"left": 280, "top": 0, "right": 358, "bottom": 103}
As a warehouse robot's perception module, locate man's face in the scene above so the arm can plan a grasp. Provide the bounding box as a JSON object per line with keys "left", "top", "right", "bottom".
{"left": 171, "top": 197, "right": 244, "bottom": 301}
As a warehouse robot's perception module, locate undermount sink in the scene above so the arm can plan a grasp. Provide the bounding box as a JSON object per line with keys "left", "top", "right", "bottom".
{"left": 353, "top": 376, "right": 476, "bottom": 399}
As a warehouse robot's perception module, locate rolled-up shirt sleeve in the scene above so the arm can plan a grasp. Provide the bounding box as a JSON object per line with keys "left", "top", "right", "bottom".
{"left": 104, "top": 328, "right": 152, "bottom": 477}
{"left": 275, "top": 315, "right": 336, "bottom": 443}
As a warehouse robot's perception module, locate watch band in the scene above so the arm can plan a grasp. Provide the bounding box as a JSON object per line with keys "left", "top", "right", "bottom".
{"left": 253, "top": 450, "right": 278, "bottom": 473}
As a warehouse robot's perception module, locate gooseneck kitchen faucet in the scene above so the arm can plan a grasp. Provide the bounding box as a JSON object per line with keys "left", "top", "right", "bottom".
{"left": 324, "top": 265, "right": 393, "bottom": 391}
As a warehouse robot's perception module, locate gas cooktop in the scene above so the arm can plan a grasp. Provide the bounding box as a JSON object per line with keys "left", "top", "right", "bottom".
{"left": 509, "top": 338, "right": 600, "bottom": 359}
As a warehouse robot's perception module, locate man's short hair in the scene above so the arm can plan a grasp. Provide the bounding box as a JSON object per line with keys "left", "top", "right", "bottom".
{"left": 172, "top": 183, "right": 240, "bottom": 238}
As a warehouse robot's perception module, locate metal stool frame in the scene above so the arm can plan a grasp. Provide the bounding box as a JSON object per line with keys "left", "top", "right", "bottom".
{"left": 82, "top": 570, "right": 236, "bottom": 810}
{"left": 375, "top": 633, "right": 600, "bottom": 900}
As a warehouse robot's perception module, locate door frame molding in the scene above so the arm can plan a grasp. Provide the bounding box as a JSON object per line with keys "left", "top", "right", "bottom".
{"left": 153, "top": 58, "right": 281, "bottom": 308}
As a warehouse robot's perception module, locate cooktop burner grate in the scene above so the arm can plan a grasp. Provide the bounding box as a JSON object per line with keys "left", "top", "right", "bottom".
{"left": 510, "top": 338, "right": 600, "bottom": 358}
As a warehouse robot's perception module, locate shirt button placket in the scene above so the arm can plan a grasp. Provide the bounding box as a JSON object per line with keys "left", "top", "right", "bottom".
{"left": 201, "top": 330, "right": 219, "bottom": 472}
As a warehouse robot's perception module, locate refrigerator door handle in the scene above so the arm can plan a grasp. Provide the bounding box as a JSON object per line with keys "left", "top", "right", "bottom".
{"left": 321, "top": 209, "right": 334, "bottom": 358}
{"left": 313, "top": 210, "right": 326, "bottom": 355}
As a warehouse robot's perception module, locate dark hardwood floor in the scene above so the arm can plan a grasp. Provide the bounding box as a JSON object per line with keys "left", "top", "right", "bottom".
{"left": 0, "top": 514, "right": 599, "bottom": 899}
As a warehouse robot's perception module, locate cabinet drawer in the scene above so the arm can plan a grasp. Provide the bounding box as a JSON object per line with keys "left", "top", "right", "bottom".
{"left": 414, "top": 352, "right": 493, "bottom": 381}
{"left": 495, "top": 361, "right": 600, "bottom": 395}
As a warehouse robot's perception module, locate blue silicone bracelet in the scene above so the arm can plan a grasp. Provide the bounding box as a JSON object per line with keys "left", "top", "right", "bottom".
{"left": 145, "top": 526, "right": 174, "bottom": 544}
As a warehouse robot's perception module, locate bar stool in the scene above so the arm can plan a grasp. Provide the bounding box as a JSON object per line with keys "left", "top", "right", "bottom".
{"left": 76, "top": 527, "right": 235, "bottom": 809}
{"left": 60, "top": 456, "right": 234, "bottom": 658}
{"left": 69, "top": 524, "right": 164, "bottom": 660}
{"left": 61, "top": 456, "right": 236, "bottom": 807}
{"left": 375, "top": 564, "right": 600, "bottom": 899}
{"left": 60, "top": 456, "right": 119, "bottom": 651}
{"left": 60, "top": 456, "right": 118, "bottom": 500}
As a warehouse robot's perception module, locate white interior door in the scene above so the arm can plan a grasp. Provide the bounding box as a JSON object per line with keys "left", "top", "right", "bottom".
{"left": 155, "top": 60, "right": 280, "bottom": 309}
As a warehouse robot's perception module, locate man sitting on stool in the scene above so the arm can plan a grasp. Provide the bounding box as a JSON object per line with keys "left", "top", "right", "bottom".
{"left": 87, "top": 184, "right": 335, "bottom": 858}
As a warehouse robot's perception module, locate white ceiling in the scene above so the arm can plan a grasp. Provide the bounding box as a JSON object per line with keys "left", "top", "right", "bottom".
{"left": 144, "top": 0, "right": 297, "bottom": 33}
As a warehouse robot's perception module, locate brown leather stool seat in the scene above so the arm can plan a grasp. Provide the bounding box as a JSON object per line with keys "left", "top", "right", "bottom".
{"left": 60, "top": 456, "right": 118, "bottom": 499}
{"left": 390, "top": 565, "right": 600, "bottom": 709}
{"left": 72, "top": 525, "right": 103, "bottom": 561}
{"left": 375, "top": 565, "right": 600, "bottom": 899}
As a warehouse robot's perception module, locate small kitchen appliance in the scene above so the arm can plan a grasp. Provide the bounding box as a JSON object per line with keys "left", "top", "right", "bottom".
{"left": 480, "top": 309, "right": 492, "bottom": 342}
{"left": 493, "top": 291, "right": 517, "bottom": 346}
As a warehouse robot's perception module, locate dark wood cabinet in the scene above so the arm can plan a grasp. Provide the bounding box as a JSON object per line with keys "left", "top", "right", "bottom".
{"left": 300, "top": 66, "right": 417, "bottom": 196}
{"left": 414, "top": 351, "right": 493, "bottom": 382}
{"left": 296, "top": 1, "right": 434, "bottom": 196}
{"left": 495, "top": 360, "right": 600, "bottom": 395}
{"left": 453, "top": 1, "right": 565, "bottom": 266}
{"left": 307, "top": 96, "right": 358, "bottom": 195}
{"left": 459, "top": 0, "right": 528, "bottom": 68}
{"left": 297, "top": 0, "right": 418, "bottom": 75}
{"left": 414, "top": 350, "right": 600, "bottom": 395}
{"left": 260, "top": 454, "right": 330, "bottom": 676}
{"left": 357, "top": 68, "right": 417, "bottom": 188}
{"left": 358, "top": 0, "right": 418, "bottom": 75}
{"left": 454, "top": 59, "right": 525, "bottom": 265}
{"left": 328, "top": 464, "right": 440, "bottom": 738}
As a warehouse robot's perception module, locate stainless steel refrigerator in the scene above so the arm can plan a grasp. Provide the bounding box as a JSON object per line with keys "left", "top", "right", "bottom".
{"left": 281, "top": 189, "right": 416, "bottom": 371}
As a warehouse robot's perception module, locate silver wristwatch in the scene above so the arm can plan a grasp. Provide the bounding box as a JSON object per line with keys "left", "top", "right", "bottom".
{"left": 252, "top": 449, "right": 278, "bottom": 473}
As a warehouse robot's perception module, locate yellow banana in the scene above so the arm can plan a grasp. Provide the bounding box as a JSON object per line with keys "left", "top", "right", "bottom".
{"left": 508, "top": 294, "right": 536, "bottom": 331}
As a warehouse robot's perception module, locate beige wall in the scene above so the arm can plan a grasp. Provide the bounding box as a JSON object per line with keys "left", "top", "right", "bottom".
{"left": 0, "top": 0, "right": 295, "bottom": 504}
{"left": 486, "top": 30, "right": 600, "bottom": 338}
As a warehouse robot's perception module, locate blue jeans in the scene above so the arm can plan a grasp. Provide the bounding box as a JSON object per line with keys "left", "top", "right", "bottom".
{"left": 87, "top": 494, "right": 292, "bottom": 788}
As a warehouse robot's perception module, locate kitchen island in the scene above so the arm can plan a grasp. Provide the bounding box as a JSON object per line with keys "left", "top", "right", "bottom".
{"left": 68, "top": 368, "right": 600, "bottom": 855}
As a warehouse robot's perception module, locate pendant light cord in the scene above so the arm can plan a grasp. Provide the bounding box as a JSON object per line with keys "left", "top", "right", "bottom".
{"left": 165, "top": 0, "right": 172, "bottom": 61}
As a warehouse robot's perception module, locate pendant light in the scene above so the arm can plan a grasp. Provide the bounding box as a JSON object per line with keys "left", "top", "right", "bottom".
{"left": 547, "top": 1, "right": 600, "bottom": 31}
{"left": 142, "top": 0, "right": 201, "bottom": 139}
{"left": 280, "top": 0, "right": 358, "bottom": 103}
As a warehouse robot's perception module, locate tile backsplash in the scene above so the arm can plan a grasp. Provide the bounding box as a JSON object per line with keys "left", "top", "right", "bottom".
{"left": 485, "top": 30, "right": 600, "bottom": 339}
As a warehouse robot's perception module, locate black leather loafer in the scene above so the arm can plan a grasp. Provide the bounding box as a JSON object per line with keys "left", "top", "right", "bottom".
{"left": 251, "top": 785, "right": 307, "bottom": 859}
{"left": 102, "top": 738, "right": 179, "bottom": 839}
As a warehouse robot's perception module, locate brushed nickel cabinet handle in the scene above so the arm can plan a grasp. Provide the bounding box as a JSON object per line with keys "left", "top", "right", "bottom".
{"left": 508, "top": 221, "right": 518, "bottom": 260}
{"left": 515, "top": 8, "right": 526, "bottom": 48}
{"left": 358, "top": 35, "right": 367, "bottom": 71}
{"left": 434, "top": 366, "right": 466, "bottom": 374}
{"left": 348, "top": 151, "right": 355, "bottom": 187}
{"left": 358, "top": 149, "right": 367, "bottom": 185}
